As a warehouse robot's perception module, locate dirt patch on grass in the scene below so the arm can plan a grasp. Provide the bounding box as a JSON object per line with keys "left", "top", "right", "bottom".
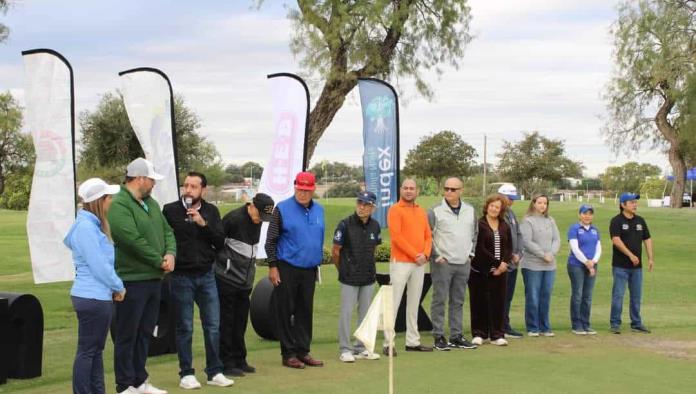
{"left": 624, "top": 338, "right": 696, "bottom": 360}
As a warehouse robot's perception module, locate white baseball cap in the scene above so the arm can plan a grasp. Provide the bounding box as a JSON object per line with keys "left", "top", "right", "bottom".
{"left": 126, "top": 158, "right": 164, "bottom": 180}
{"left": 78, "top": 178, "right": 120, "bottom": 203}
{"left": 497, "top": 183, "right": 520, "bottom": 200}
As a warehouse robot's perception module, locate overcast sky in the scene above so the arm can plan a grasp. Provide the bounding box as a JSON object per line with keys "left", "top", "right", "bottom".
{"left": 0, "top": 0, "right": 671, "bottom": 177}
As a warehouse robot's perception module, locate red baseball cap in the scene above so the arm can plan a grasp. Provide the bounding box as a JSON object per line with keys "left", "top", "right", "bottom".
{"left": 294, "top": 171, "right": 316, "bottom": 191}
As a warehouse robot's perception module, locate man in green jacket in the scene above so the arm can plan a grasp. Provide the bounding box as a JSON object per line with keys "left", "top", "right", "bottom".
{"left": 108, "top": 158, "right": 176, "bottom": 394}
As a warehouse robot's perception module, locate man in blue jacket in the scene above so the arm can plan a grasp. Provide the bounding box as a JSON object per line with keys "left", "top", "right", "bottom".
{"left": 265, "top": 171, "right": 325, "bottom": 369}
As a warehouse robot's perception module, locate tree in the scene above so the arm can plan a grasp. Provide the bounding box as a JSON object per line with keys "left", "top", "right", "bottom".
{"left": 325, "top": 180, "right": 361, "bottom": 198}
{"left": 272, "top": 0, "right": 472, "bottom": 162}
{"left": 240, "top": 161, "right": 264, "bottom": 180}
{"left": 1, "top": 0, "right": 11, "bottom": 43}
{"left": 640, "top": 176, "right": 669, "bottom": 199}
{"left": 599, "top": 161, "right": 662, "bottom": 194}
{"left": 604, "top": 0, "right": 696, "bottom": 207}
{"left": 676, "top": 73, "right": 696, "bottom": 166}
{"left": 309, "top": 160, "right": 362, "bottom": 181}
{"left": 497, "top": 131, "right": 583, "bottom": 197}
{"left": 79, "top": 91, "right": 220, "bottom": 182}
{"left": 0, "top": 92, "right": 34, "bottom": 197}
{"left": 224, "top": 164, "right": 245, "bottom": 183}
{"left": 403, "top": 130, "right": 477, "bottom": 186}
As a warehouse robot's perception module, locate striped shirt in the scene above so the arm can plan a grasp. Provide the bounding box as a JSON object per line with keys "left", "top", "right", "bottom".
{"left": 494, "top": 230, "right": 501, "bottom": 261}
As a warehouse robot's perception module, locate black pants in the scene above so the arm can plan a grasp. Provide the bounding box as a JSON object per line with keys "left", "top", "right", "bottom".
{"left": 271, "top": 261, "right": 317, "bottom": 359}
{"left": 113, "top": 280, "right": 161, "bottom": 393}
{"left": 72, "top": 296, "right": 112, "bottom": 394}
{"left": 468, "top": 271, "right": 507, "bottom": 340}
{"left": 216, "top": 278, "right": 252, "bottom": 369}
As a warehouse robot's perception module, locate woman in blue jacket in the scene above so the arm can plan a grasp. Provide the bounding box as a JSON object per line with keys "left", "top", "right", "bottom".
{"left": 64, "top": 178, "right": 124, "bottom": 394}
{"left": 567, "top": 204, "right": 601, "bottom": 335}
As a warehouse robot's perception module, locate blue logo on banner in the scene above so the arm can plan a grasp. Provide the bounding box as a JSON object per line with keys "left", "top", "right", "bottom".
{"left": 359, "top": 80, "right": 398, "bottom": 228}
{"left": 365, "top": 96, "right": 395, "bottom": 134}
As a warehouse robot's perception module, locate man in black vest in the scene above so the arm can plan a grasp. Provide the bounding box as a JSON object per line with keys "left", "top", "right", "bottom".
{"left": 332, "top": 191, "right": 382, "bottom": 363}
{"left": 215, "top": 193, "right": 274, "bottom": 377}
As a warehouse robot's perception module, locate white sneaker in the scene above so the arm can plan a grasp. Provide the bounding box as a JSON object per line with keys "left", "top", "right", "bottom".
{"left": 572, "top": 330, "right": 587, "bottom": 335}
{"left": 118, "top": 387, "right": 140, "bottom": 394}
{"left": 179, "top": 375, "right": 202, "bottom": 390}
{"left": 585, "top": 328, "right": 597, "bottom": 335}
{"left": 207, "top": 373, "right": 234, "bottom": 387}
{"left": 527, "top": 332, "right": 540, "bottom": 337}
{"left": 353, "top": 350, "right": 380, "bottom": 360}
{"left": 339, "top": 351, "right": 356, "bottom": 362}
{"left": 491, "top": 338, "right": 508, "bottom": 346}
{"left": 541, "top": 332, "right": 555, "bottom": 337}
{"left": 137, "top": 381, "right": 168, "bottom": 394}
{"left": 471, "top": 336, "right": 484, "bottom": 346}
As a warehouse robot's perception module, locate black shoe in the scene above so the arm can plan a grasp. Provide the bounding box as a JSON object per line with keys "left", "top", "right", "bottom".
{"left": 382, "top": 346, "right": 397, "bottom": 357}
{"left": 239, "top": 363, "right": 256, "bottom": 373}
{"left": 433, "top": 336, "right": 451, "bottom": 351}
{"left": 610, "top": 326, "right": 621, "bottom": 334}
{"left": 449, "top": 335, "right": 477, "bottom": 349}
{"left": 504, "top": 328, "right": 524, "bottom": 339}
{"left": 631, "top": 325, "right": 651, "bottom": 334}
{"left": 405, "top": 344, "right": 433, "bottom": 352}
{"left": 223, "top": 367, "right": 245, "bottom": 377}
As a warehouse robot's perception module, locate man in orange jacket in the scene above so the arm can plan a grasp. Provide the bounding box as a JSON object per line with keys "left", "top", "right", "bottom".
{"left": 383, "top": 178, "right": 433, "bottom": 355}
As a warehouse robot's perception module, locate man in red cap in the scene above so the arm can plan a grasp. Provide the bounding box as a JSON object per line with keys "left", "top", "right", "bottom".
{"left": 265, "top": 171, "right": 326, "bottom": 369}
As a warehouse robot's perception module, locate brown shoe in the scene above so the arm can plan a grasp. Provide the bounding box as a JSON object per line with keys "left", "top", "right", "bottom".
{"left": 405, "top": 344, "right": 434, "bottom": 352}
{"left": 382, "top": 346, "right": 398, "bottom": 357}
{"left": 298, "top": 354, "right": 324, "bottom": 367}
{"left": 282, "top": 357, "right": 306, "bottom": 369}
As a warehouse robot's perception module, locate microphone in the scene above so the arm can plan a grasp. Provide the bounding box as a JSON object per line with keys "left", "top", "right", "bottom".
{"left": 184, "top": 197, "right": 193, "bottom": 222}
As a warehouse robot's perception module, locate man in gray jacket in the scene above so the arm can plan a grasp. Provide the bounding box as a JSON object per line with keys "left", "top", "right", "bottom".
{"left": 498, "top": 184, "right": 525, "bottom": 339}
{"left": 428, "top": 177, "right": 477, "bottom": 350}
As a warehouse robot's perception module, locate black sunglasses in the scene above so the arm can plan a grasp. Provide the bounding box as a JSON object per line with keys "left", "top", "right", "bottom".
{"left": 443, "top": 187, "right": 461, "bottom": 192}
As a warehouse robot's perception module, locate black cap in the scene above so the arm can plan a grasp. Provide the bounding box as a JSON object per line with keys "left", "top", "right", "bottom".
{"left": 252, "top": 193, "right": 275, "bottom": 222}
{"left": 356, "top": 190, "right": 377, "bottom": 205}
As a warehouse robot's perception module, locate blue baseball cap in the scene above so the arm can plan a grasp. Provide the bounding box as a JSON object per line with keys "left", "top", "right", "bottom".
{"left": 357, "top": 191, "right": 377, "bottom": 205}
{"left": 619, "top": 192, "right": 640, "bottom": 204}
{"left": 578, "top": 204, "right": 594, "bottom": 214}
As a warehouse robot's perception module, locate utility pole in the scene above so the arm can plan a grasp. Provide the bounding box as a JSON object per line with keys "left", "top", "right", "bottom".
{"left": 482, "top": 134, "right": 487, "bottom": 199}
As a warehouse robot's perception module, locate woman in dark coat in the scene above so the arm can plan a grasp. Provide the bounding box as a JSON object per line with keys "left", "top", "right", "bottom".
{"left": 469, "top": 194, "right": 513, "bottom": 346}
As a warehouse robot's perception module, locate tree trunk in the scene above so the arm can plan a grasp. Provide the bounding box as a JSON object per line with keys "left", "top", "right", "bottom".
{"left": 655, "top": 95, "right": 686, "bottom": 208}
{"left": 305, "top": 77, "right": 358, "bottom": 165}
{"left": 667, "top": 144, "right": 687, "bottom": 208}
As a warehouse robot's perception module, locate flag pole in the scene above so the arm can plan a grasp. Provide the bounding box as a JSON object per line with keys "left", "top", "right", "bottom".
{"left": 387, "top": 292, "right": 393, "bottom": 394}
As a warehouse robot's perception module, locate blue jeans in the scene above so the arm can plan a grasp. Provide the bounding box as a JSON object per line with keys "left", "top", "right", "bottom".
{"left": 171, "top": 269, "right": 223, "bottom": 379}
{"left": 522, "top": 269, "right": 555, "bottom": 333}
{"left": 610, "top": 267, "right": 643, "bottom": 328}
{"left": 567, "top": 264, "right": 596, "bottom": 331}
{"left": 504, "top": 267, "right": 518, "bottom": 331}
{"left": 72, "top": 296, "right": 112, "bottom": 394}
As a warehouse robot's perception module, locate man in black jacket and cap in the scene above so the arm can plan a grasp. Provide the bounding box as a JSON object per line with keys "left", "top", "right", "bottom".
{"left": 216, "top": 193, "right": 274, "bottom": 376}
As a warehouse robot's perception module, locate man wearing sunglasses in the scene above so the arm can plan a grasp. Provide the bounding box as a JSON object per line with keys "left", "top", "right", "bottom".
{"left": 428, "top": 177, "right": 478, "bottom": 351}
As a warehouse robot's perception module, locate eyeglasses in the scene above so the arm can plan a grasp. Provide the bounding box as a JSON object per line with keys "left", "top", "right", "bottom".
{"left": 443, "top": 187, "right": 461, "bottom": 192}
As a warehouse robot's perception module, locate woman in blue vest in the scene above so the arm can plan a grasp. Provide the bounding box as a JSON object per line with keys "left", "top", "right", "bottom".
{"left": 64, "top": 178, "right": 125, "bottom": 394}
{"left": 567, "top": 204, "right": 601, "bottom": 335}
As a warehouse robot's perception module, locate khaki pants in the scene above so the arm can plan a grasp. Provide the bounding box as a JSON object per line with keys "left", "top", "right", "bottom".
{"left": 384, "top": 262, "right": 425, "bottom": 347}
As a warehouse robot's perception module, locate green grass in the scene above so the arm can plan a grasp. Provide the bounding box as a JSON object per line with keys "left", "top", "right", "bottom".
{"left": 1, "top": 198, "right": 696, "bottom": 393}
